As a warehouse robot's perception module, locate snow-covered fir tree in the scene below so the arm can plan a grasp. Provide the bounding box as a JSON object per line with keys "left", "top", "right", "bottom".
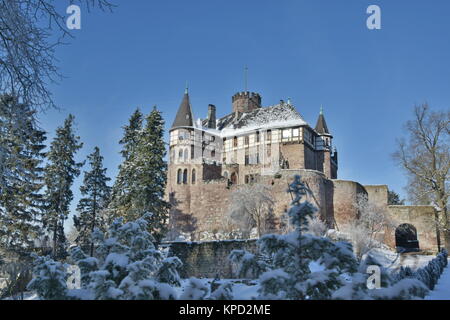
{"left": 74, "top": 147, "right": 111, "bottom": 256}
{"left": 109, "top": 109, "right": 143, "bottom": 222}
{"left": 0, "top": 95, "right": 46, "bottom": 256}
{"left": 110, "top": 107, "right": 169, "bottom": 243}
{"left": 70, "top": 213, "right": 180, "bottom": 300}
{"left": 131, "top": 107, "right": 169, "bottom": 242}
{"left": 27, "top": 254, "right": 69, "bottom": 300}
{"left": 43, "top": 114, "right": 83, "bottom": 259}
{"left": 230, "top": 175, "right": 358, "bottom": 299}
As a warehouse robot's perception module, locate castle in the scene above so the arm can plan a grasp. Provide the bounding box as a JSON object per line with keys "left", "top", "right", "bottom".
{"left": 166, "top": 88, "right": 441, "bottom": 253}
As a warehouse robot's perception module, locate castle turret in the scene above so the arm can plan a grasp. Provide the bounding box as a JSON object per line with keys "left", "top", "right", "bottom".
{"left": 172, "top": 88, "right": 194, "bottom": 129}
{"left": 232, "top": 91, "right": 261, "bottom": 117}
{"left": 315, "top": 107, "right": 330, "bottom": 136}
{"left": 315, "top": 107, "right": 337, "bottom": 179}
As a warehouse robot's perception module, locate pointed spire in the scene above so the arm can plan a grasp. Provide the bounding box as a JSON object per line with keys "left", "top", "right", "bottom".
{"left": 171, "top": 87, "right": 194, "bottom": 128}
{"left": 185, "top": 81, "right": 189, "bottom": 94}
{"left": 244, "top": 66, "right": 248, "bottom": 92}
{"left": 315, "top": 106, "right": 330, "bottom": 135}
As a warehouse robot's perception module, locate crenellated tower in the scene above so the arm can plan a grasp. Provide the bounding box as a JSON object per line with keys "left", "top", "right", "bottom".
{"left": 232, "top": 91, "right": 261, "bottom": 117}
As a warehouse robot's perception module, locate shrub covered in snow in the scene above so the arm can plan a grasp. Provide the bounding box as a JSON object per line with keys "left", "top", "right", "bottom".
{"left": 394, "top": 249, "right": 448, "bottom": 291}
{"left": 27, "top": 214, "right": 184, "bottom": 300}
{"left": 69, "top": 214, "right": 181, "bottom": 300}
{"left": 333, "top": 254, "right": 429, "bottom": 300}
{"left": 27, "top": 255, "right": 69, "bottom": 300}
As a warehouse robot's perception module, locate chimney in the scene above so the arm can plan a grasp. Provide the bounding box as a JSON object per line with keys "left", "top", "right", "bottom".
{"left": 207, "top": 104, "right": 216, "bottom": 129}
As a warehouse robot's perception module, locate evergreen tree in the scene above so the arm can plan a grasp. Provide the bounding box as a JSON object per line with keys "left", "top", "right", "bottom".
{"left": 27, "top": 254, "right": 69, "bottom": 300}
{"left": 43, "top": 114, "right": 83, "bottom": 259}
{"left": 387, "top": 189, "right": 405, "bottom": 205}
{"left": 109, "top": 109, "right": 143, "bottom": 221}
{"left": 70, "top": 214, "right": 180, "bottom": 300}
{"left": 0, "top": 95, "right": 46, "bottom": 255}
{"left": 74, "top": 147, "right": 111, "bottom": 256}
{"left": 132, "top": 107, "right": 170, "bottom": 242}
{"left": 119, "top": 109, "right": 143, "bottom": 161}
{"left": 230, "top": 175, "right": 357, "bottom": 300}
{"left": 110, "top": 107, "right": 169, "bottom": 243}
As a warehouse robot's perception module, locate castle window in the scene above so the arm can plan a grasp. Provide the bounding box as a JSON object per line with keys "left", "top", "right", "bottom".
{"left": 293, "top": 128, "right": 299, "bottom": 137}
{"left": 282, "top": 129, "right": 291, "bottom": 138}
{"left": 211, "top": 149, "right": 216, "bottom": 158}
{"left": 177, "top": 169, "right": 182, "bottom": 184}
{"left": 266, "top": 130, "right": 272, "bottom": 142}
{"left": 210, "top": 136, "right": 215, "bottom": 142}
{"left": 256, "top": 131, "right": 260, "bottom": 143}
{"left": 223, "top": 171, "right": 229, "bottom": 179}
{"left": 233, "top": 137, "right": 238, "bottom": 148}
{"left": 183, "top": 169, "right": 188, "bottom": 184}
{"left": 192, "top": 169, "right": 196, "bottom": 184}
{"left": 178, "top": 150, "right": 183, "bottom": 161}
{"left": 245, "top": 175, "right": 250, "bottom": 184}
{"left": 184, "top": 148, "right": 189, "bottom": 162}
{"left": 230, "top": 172, "right": 237, "bottom": 185}
{"left": 191, "top": 145, "right": 195, "bottom": 159}
{"left": 245, "top": 155, "right": 249, "bottom": 165}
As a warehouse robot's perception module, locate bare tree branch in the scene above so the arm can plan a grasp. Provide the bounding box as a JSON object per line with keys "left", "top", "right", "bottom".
{"left": 0, "top": 0, "right": 114, "bottom": 110}
{"left": 393, "top": 103, "right": 450, "bottom": 247}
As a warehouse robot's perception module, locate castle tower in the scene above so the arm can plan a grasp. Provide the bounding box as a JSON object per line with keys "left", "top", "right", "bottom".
{"left": 232, "top": 91, "right": 261, "bottom": 117}
{"left": 315, "top": 107, "right": 338, "bottom": 179}
{"left": 167, "top": 88, "right": 197, "bottom": 218}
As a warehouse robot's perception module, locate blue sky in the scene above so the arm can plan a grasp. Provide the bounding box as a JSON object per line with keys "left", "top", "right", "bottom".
{"left": 41, "top": 0, "right": 450, "bottom": 227}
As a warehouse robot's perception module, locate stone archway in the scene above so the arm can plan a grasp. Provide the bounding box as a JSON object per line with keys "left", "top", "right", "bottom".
{"left": 395, "top": 223, "right": 420, "bottom": 253}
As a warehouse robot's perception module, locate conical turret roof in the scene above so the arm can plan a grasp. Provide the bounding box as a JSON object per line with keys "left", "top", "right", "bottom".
{"left": 315, "top": 108, "right": 330, "bottom": 135}
{"left": 171, "top": 90, "right": 194, "bottom": 128}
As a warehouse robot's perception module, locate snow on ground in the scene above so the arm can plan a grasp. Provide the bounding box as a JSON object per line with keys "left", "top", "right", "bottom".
{"left": 425, "top": 260, "right": 450, "bottom": 300}
{"left": 3, "top": 292, "right": 39, "bottom": 300}
{"left": 370, "top": 247, "right": 433, "bottom": 271}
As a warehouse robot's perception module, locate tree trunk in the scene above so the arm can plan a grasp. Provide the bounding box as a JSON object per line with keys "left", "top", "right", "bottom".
{"left": 52, "top": 222, "right": 57, "bottom": 258}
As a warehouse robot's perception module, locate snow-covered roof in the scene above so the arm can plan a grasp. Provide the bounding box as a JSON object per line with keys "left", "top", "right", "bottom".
{"left": 201, "top": 103, "right": 307, "bottom": 137}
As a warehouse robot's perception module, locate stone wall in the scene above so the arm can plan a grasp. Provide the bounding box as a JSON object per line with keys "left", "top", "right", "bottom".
{"left": 364, "top": 185, "right": 388, "bottom": 207}
{"left": 386, "top": 205, "right": 439, "bottom": 253}
{"left": 331, "top": 179, "right": 367, "bottom": 229}
{"left": 167, "top": 169, "right": 334, "bottom": 240}
{"left": 166, "top": 240, "right": 258, "bottom": 279}
{"left": 167, "top": 165, "right": 441, "bottom": 253}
